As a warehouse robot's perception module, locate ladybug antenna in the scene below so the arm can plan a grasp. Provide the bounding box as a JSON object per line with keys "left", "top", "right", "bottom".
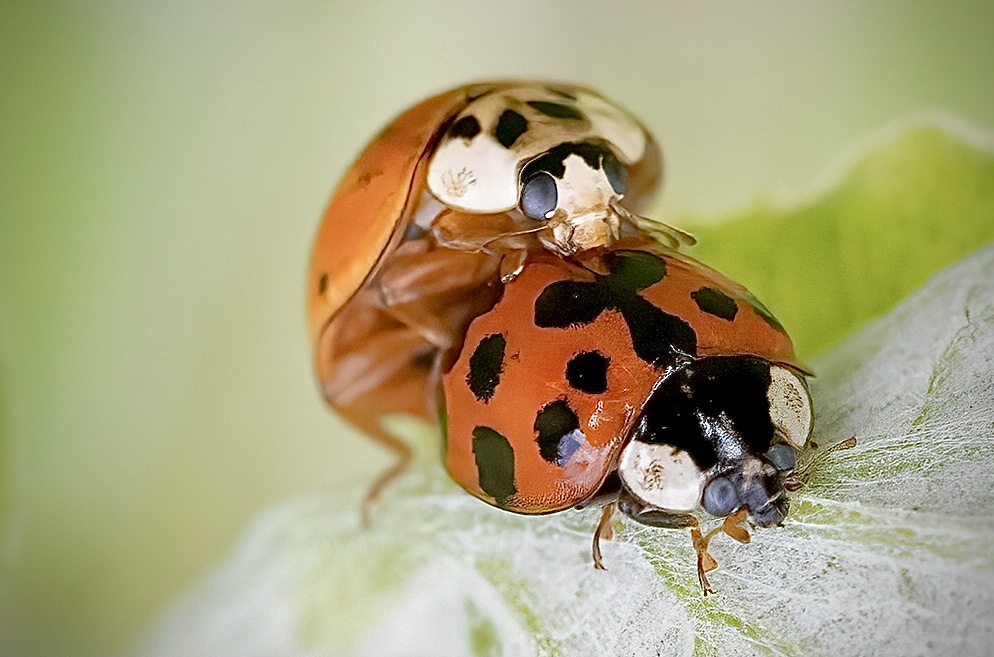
{"left": 479, "top": 224, "right": 546, "bottom": 248}
{"left": 608, "top": 199, "right": 697, "bottom": 249}
{"left": 786, "top": 436, "right": 858, "bottom": 491}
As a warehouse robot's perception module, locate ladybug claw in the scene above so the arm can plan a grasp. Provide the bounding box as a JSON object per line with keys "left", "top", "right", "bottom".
{"left": 698, "top": 565, "right": 715, "bottom": 597}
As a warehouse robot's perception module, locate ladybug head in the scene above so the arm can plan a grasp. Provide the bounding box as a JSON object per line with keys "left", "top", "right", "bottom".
{"left": 616, "top": 355, "right": 812, "bottom": 528}
{"left": 519, "top": 141, "right": 630, "bottom": 255}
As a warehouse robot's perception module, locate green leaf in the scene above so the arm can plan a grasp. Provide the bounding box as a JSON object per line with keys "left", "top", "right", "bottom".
{"left": 682, "top": 118, "right": 994, "bottom": 357}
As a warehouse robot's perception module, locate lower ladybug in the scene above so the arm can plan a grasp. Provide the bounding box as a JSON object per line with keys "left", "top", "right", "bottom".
{"left": 441, "top": 237, "right": 813, "bottom": 593}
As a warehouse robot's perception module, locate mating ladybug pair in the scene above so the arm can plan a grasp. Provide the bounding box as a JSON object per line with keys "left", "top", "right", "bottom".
{"left": 307, "top": 82, "right": 813, "bottom": 593}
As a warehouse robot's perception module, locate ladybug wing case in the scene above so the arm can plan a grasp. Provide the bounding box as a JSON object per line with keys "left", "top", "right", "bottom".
{"left": 443, "top": 256, "right": 658, "bottom": 514}
{"left": 442, "top": 239, "right": 803, "bottom": 515}
{"left": 307, "top": 84, "right": 488, "bottom": 346}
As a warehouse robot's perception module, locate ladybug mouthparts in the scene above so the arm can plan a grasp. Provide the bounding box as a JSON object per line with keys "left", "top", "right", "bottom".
{"left": 544, "top": 208, "right": 622, "bottom": 256}
{"left": 616, "top": 355, "right": 811, "bottom": 529}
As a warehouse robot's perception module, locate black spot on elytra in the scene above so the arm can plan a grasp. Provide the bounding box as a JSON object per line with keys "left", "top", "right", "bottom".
{"left": 527, "top": 100, "right": 585, "bottom": 121}
{"left": 317, "top": 273, "right": 328, "bottom": 295}
{"left": 494, "top": 109, "right": 528, "bottom": 148}
{"left": 566, "top": 351, "right": 609, "bottom": 394}
{"left": 449, "top": 115, "right": 481, "bottom": 140}
{"left": 534, "top": 399, "right": 581, "bottom": 465}
{"left": 522, "top": 142, "right": 606, "bottom": 180}
{"left": 534, "top": 251, "right": 697, "bottom": 368}
{"left": 472, "top": 426, "right": 516, "bottom": 505}
{"left": 466, "top": 333, "right": 505, "bottom": 402}
{"left": 692, "top": 287, "right": 738, "bottom": 321}
{"left": 747, "top": 295, "right": 787, "bottom": 334}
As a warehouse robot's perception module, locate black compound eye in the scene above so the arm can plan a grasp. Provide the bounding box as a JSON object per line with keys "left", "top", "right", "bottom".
{"left": 740, "top": 479, "right": 784, "bottom": 527}
{"left": 521, "top": 171, "right": 558, "bottom": 220}
{"left": 766, "top": 444, "right": 797, "bottom": 471}
{"left": 702, "top": 476, "right": 740, "bottom": 516}
{"left": 602, "top": 150, "right": 628, "bottom": 196}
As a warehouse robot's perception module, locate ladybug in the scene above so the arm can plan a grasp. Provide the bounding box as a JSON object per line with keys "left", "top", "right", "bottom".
{"left": 309, "top": 81, "right": 676, "bottom": 349}
{"left": 308, "top": 82, "right": 692, "bottom": 515}
{"left": 442, "top": 238, "right": 812, "bottom": 593}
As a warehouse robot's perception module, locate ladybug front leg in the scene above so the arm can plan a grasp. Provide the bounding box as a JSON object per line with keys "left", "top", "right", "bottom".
{"left": 690, "top": 523, "right": 718, "bottom": 596}
{"left": 431, "top": 208, "right": 548, "bottom": 284}
{"left": 690, "top": 508, "right": 751, "bottom": 595}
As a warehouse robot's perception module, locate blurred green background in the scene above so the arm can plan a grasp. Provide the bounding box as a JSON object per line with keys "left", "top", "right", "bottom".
{"left": 1, "top": 2, "right": 992, "bottom": 654}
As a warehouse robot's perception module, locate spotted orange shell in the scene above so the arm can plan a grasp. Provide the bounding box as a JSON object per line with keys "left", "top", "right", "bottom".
{"left": 443, "top": 239, "right": 801, "bottom": 514}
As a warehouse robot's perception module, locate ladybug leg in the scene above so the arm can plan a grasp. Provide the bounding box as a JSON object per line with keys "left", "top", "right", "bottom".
{"left": 690, "top": 522, "right": 718, "bottom": 596}
{"left": 690, "top": 508, "right": 751, "bottom": 595}
{"left": 316, "top": 291, "right": 440, "bottom": 526}
{"left": 497, "top": 247, "right": 529, "bottom": 283}
{"left": 718, "top": 508, "right": 752, "bottom": 544}
{"left": 591, "top": 502, "right": 617, "bottom": 570}
{"left": 431, "top": 209, "right": 540, "bottom": 257}
{"left": 573, "top": 250, "right": 611, "bottom": 276}
{"left": 318, "top": 294, "right": 437, "bottom": 425}
{"left": 335, "top": 407, "right": 413, "bottom": 528}
{"left": 609, "top": 199, "right": 697, "bottom": 249}
{"left": 327, "top": 360, "right": 428, "bottom": 527}
{"left": 375, "top": 239, "right": 503, "bottom": 351}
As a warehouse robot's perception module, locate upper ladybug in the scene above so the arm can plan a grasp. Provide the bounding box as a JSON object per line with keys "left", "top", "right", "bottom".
{"left": 441, "top": 238, "right": 812, "bottom": 593}
{"left": 309, "top": 81, "right": 687, "bottom": 349}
